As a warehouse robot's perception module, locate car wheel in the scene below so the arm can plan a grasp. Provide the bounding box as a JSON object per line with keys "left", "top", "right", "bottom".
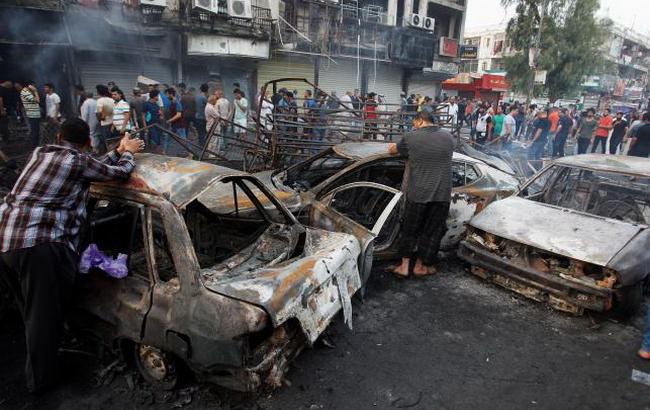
{"left": 134, "top": 344, "right": 179, "bottom": 390}
{"left": 612, "top": 282, "right": 644, "bottom": 318}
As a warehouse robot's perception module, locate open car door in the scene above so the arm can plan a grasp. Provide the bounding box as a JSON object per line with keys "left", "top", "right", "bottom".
{"left": 309, "top": 182, "right": 402, "bottom": 285}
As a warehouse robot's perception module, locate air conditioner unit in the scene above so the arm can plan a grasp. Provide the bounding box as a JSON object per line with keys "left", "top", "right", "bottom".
{"left": 228, "top": 0, "right": 253, "bottom": 19}
{"left": 192, "top": 0, "right": 217, "bottom": 13}
{"left": 406, "top": 13, "right": 423, "bottom": 28}
{"left": 140, "top": 0, "right": 166, "bottom": 7}
{"left": 423, "top": 16, "right": 435, "bottom": 31}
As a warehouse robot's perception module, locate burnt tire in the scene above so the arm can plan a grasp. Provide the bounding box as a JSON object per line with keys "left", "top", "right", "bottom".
{"left": 612, "top": 282, "right": 644, "bottom": 319}
{"left": 133, "top": 344, "right": 179, "bottom": 390}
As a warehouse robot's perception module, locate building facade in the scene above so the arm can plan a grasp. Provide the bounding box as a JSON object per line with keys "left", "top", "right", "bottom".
{"left": 0, "top": 0, "right": 467, "bottom": 115}
{"left": 460, "top": 24, "right": 513, "bottom": 75}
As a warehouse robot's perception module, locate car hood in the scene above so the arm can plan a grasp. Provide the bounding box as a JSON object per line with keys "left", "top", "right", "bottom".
{"left": 468, "top": 196, "right": 645, "bottom": 267}
{"left": 202, "top": 228, "right": 362, "bottom": 344}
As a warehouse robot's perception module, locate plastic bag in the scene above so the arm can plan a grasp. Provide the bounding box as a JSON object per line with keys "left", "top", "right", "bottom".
{"left": 79, "top": 243, "right": 129, "bottom": 279}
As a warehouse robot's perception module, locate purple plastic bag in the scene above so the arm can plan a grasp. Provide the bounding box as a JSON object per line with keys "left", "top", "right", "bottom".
{"left": 79, "top": 243, "right": 129, "bottom": 279}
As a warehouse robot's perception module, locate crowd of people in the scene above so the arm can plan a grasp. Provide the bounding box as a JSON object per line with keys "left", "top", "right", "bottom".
{"left": 442, "top": 96, "right": 650, "bottom": 161}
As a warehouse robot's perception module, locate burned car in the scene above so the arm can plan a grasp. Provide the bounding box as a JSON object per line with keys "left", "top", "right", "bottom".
{"left": 72, "top": 154, "right": 402, "bottom": 391}
{"left": 253, "top": 142, "right": 520, "bottom": 259}
{"left": 459, "top": 154, "right": 650, "bottom": 316}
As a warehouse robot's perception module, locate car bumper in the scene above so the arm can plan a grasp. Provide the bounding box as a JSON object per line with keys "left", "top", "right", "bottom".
{"left": 458, "top": 240, "right": 614, "bottom": 314}
{"left": 202, "top": 325, "right": 306, "bottom": 392}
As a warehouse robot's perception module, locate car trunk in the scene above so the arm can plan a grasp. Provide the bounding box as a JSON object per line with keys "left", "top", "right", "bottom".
{"left": 201, "top": 228, "right": 362, "bottom": 344}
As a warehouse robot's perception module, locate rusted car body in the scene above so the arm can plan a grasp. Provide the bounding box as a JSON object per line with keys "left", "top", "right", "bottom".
{"left": 72, "top": 154, "right": 401, "bottom": 391}
{"left": 250, "top": 142, "right": 520, "bottom": 259}
{"left": 459, "top": 154, "right": 650, "bottom": 315}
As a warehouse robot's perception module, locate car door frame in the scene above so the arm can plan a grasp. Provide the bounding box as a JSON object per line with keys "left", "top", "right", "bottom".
{"left": 309, "top": 181, "right": 403, "bottom": 285}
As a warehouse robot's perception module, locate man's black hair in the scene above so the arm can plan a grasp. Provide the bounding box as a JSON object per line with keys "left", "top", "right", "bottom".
{"left": 44, "top": 83, "right": 54, "bottom": 90}
{"left": 96, "top": 84, "right": 110, "bottom": 97}
{"left": 200, "top": 83, "right": 209, "bottom": 93}
{"left": 165, "top": 88, "right": 176, "bottom": 97}
{"left": 110, "top": 86, "right": 120, "bottom": 93}
{"left": 643, "top": 112, "right": 650, "bottom": 122}
{"left": 414, "top": 111, "right": 434, "bottom": 123}
{"left": 233, "top": 88, "right": 242, "bottom": 95}
{"left": 587, "top": 108, "right": 596, "bottom": 114}
{"left": 178, "top": 82, "right": 186, "bottom": 89}
{"left": 510, "top": 105, "right": 519, "bottom": 112}
{"left": 149, "top": 89, "right": 160, "bottom": 98}
{"left": 74, "top": 84, "right": 84, "bottom": 92}
{"left": 60, "top": 118, "right": 90, "bottom": 146}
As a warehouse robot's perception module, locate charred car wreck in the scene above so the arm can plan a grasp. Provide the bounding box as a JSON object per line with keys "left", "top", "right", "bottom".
{"left": 252, "top": 142, "right": 520, "bottom": 258}
{"left": 459, "top": 154, "right": 650, "bottom": 316}
{"left": 72, "top": 154, "right": 401, "bottom": 391}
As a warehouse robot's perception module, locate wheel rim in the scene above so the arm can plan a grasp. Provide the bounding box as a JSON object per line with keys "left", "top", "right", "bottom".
{"left": 138, "top": 345, "right": 171, "bottom": 382}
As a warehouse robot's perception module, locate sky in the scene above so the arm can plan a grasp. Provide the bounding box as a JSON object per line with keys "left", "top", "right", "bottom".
{"left": 464, "top": 0, "right": 649, "bottom": 36}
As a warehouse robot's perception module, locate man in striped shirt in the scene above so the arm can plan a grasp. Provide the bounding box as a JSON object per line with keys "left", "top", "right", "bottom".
{"left": 16, "top": 80, "right": 42, "bottom": 148}
{"left": 0, "top": 118, "right": 144, "bottom": 393}
{"left": 111, "top": 87, "right": 131, "bottom": 136}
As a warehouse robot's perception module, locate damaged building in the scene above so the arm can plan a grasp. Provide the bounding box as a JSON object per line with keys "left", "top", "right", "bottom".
{"left": 1, "top": 0, "right": 466, "bottom": 117}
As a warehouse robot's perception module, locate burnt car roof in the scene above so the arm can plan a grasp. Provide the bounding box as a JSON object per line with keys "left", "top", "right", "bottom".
{"left": 553, "top": 154, "right": 650, "bottom": 176}
{"left": 333, "top": 142, "right": 481, "bottom": 164}
{"left": 93, "top": 153, "right": 245, "bottom": 208}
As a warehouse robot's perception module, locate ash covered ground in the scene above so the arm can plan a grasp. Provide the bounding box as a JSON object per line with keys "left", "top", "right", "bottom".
{"left": 1, "top": 258, "right": 649, "bottom": 410}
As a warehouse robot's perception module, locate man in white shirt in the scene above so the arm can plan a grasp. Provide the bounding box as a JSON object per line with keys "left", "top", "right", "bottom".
{"left": 43, "top": 83, "right": 61, "bottom": 144}
{"left": 446, "top": 96, "right": 459, "bottom": 127}
{"left": 95, "top": 84, "right": 114, "bottom": 154}
{"left": 79, "top": 91, "right": 98, "bottom": 147}
{"left": 111, "top": 88, "right": 131, "bottom": 135}
{"left": 233, "top": 88, "right": 248, "bottom": 137}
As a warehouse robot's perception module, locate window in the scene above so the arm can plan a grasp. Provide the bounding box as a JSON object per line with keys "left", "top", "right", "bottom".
{"left": 329, "top": 185, "right": 397, "bottom": 232}
{"left": 481, "top": 61, "right": 488, "bottom": 71}
{"left": 451, "top": 161, "right": 481, "bottom": 187}
{"left": 283, "top": 150, "right": 353, "bottom": 191}
{"left": 485, "top": 38, "right": 490, "bottom": 47}
{"left": 85, "top": 199, "right": 149, "bottom": 281}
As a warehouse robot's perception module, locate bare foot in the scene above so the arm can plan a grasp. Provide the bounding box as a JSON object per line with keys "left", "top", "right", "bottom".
{"left": 413, "top": 259, "right": 437, "bottom": 276}
{"left": 391, "top": 258, "right": 410, "bottom": 277}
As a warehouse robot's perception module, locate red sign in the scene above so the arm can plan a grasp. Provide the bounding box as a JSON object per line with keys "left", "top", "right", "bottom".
{"left": 480, "top": 74, "right": 510, "bottom": 91}
{"left": 439, "top": 37, "right": 459, "bottom": 58}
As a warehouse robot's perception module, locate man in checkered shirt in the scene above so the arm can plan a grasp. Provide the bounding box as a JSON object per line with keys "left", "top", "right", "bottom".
{"left": 0, "top": 118, "right": 144, "bottom": 393}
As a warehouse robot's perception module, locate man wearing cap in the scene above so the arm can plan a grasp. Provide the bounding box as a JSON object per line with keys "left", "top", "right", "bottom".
{"left": 0, "top": 118, "right": 144, "bottom": 393}
{"left": 387, "top": 111, "right": 454, "bottom": 277}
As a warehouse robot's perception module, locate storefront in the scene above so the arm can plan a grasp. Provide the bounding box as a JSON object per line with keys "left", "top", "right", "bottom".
{"left": 366, "top": 62, "right": 404, "bottom": 106}
{"left": 442, "top": 73, "right": 511, "bottom": 103}
{"left": 318, "top": 58, "right": 362, "bottom": 98}
{"left": 256, "top": 53, "right": 316, "bottom": 96}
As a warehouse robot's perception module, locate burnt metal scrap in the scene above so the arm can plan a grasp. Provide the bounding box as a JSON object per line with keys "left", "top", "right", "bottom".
{"left": 459, "top": 154, "right": 650, "bottom": 316}
{"left": 70, "top": 153, "right": 392, "bottom": 392}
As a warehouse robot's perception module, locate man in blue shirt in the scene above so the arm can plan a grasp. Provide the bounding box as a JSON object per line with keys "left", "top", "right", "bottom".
{"left": 528, "top": 109, "right": 551, "bottom": 164}
{"left": 143, "top": 90, "right": 163, "bottom": 146}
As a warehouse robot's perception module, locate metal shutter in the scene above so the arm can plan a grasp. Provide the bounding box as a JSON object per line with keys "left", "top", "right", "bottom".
{"left": 142, "top": 58, "right": 175, "bottom": 88}
{"left": 79, "top": 54, "right": 175, "bottom": 92}
{"left": 79, "top": 56, "right": 142, "bottom": 92}
{"left": 408, "top": 73, "right": 440, "bottom": 100}
{"left": 318, "top": 58, "right": 362, "bottom": 98}
{"left": 367, "top": 62, "right": 403, "bottom": 106}
{"left": 256, "top": 54, "right": 315, "bottom": 94}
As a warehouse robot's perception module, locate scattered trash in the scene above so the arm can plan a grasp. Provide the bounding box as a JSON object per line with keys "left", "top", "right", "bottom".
{"left": 79, "top": 244, "right": 129, "bottom": 279}
{"left": 631, "top": 369, "right": 650, "bottom": 387}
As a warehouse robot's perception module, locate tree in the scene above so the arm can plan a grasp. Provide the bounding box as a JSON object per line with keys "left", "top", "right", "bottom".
{"left": 502, "top": 0, "right": 612, "bottom": 102}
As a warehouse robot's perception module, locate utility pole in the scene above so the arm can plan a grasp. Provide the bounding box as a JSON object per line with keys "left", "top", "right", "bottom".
{"left": 527, "top": 0, "right": 547, "bottom": 103}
